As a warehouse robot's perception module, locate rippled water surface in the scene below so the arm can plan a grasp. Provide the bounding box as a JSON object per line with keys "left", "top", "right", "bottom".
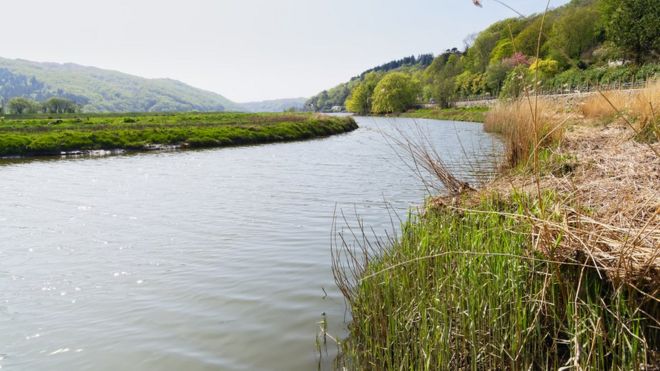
{"left": 0, "top": 117, "right": 501, "bottom": 370}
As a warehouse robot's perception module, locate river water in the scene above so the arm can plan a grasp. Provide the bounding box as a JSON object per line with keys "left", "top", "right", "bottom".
{"left": 0, "top": 117, "right": 501, "bottom": 370}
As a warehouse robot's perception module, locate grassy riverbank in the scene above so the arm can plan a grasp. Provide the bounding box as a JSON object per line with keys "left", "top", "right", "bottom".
{"left": 0, "top": 112, "right": 358, "bottom": 157}
{"left": 400, "top": 106, "right": 488, "bottom": 123}
{"left": 333, "top": 83, "right": 659, "bottom": 369}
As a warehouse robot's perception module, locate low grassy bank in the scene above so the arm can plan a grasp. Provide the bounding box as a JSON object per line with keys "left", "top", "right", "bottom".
{"left": 400, "top": 107, "right": 488, "bottom": 123}
{"left": 0, "top": 112, "right": 358, "bottom": 157}
{"left": 333, "top": 83, "right": 659, "bottom": 369}
{"left": 336, "top": 193, "right": 657, "bottom": 369}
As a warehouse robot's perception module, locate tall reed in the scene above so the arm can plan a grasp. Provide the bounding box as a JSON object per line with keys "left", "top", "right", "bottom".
{"left": 484, "top": 99, "right": 566, "bottom": 168}
{"left": 333, "top": 192, "right": 657, "bottom": 370}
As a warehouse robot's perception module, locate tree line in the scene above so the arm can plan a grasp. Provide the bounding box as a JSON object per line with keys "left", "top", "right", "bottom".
{"left": 309, "top": 0, "right": 659, "bottom": 114}
{"left": 1, "top": 97, "right": 80, "bottom": 115}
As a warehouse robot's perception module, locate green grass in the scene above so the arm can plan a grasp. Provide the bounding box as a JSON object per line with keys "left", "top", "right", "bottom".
{"left": 400, "top": 107, "right": 488, "bottom": 123}
{"left": 0, "top": 112, "right": 358, "bottom": 157}
{"left": 335, "top": 192, "right": 657, "bottom": 370}
{"left": 635, "top": 117, "right": 659, "bottom": 144}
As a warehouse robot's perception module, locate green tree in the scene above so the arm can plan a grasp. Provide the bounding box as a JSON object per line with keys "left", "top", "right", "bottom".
{"left": 548, "top": 7, "right": 602, "bottom": 65}
{"left": 602, "top": 0, "right": 660, "bottom": 64}
{"left": 43, "top": 97, "right": 79, "bottom": 114}
{"left": 426, "top": 53, "right": 463, "bottom": 107}
{"left": 345, "top": 84, "right": 371, "bottom": 114}
{"left": 7, "top": 97, "right": 40, "bottom": 115}
{"left": 484, "top": 62, "right": 513, "bottom": 95}
{"left": 467, "top": 18, "right": 526, "bottom": 72}
{"left": 345, "top": 72, "right": 382, "bottom": 114}
{"left": 529, "top": 58, "right": 560, "bottom": 78}
{"left": 371, "top": 72, "right": 418, "bottom": 114}
{"left": 512, "top": 14, "right": 560, "bottom": 59}
{"left": 489, "top": 39, "right": 515, "bottom": 65}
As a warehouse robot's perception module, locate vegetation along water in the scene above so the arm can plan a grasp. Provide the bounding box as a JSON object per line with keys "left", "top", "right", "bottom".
{"left": 0, "top": 112, "right": 357, "bottom": 157}
{"left": 324, "top": 0, "right": 659, "bottom": 367}
{"left": 1, "top": 0, "right": 658, "bottom": 369}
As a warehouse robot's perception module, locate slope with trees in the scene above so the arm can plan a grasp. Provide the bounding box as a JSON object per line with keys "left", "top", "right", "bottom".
{"left": 0, "top": 58, "right": 244, "bottom": 113}
{"left": 311, "top": 0, "right": 659, "bottom": 115}
{"left": 305, "top": 54, "right": 434, "bottom": 112}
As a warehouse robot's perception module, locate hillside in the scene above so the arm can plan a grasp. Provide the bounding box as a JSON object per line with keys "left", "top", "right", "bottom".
{"left": 305, "top": 54, "right": 435, "bottom": 112}
{"left": 0, "top": 58, "right": 244, "bottom": 113}
{"left": 308, "top": 0, "right": 659, "bottom": 114}
{"left": 240, "top": 97, "right": 307, "bottom": 112}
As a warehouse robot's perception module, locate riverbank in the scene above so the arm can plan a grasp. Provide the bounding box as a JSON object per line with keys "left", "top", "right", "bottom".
{"left": 0, "top": 112, "right": 358, "bottom": 157}
{"left": 400, "top": 106, "right": 488, "bottom": 123}
{"left": 334, "top": 84, "right": 659, "bottom": 369}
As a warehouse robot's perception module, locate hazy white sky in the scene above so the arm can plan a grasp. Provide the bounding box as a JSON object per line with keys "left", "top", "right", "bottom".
{"left": 1, "top": 0, "right": 569, "bottom": 102}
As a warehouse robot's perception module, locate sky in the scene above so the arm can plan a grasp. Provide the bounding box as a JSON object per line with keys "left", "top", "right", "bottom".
{"left": 0, "top": 0, "right": 570, "bottom": 102}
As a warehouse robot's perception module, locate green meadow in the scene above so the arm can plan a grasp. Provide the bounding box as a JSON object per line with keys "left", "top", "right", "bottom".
{"left": 0, "top": 112, "right": 357, "bottom": 157}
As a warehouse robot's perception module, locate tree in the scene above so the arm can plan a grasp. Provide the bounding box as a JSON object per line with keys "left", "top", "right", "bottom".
{"left": 485, "top": 62, "right": 513, "bottom": 95}
{"left": 7, "top": 97, "right": 40, "bottom": 115}
{"left": 529, "top": 58, "right": 560, "bottom": 78}
{"left": 602, "top": 0, "right": 660, "bottom": 63}
{"left": 42, "top": 97, "right": 79, "bottom": 114}
{"left": 548, "top": 7, "right": 602, "bottom": 65}
{"left": 465, "top": 18, "right": 526, "bottom": 73}
{"left": 345, "top": 72, "right": 382, "bottom": 114}
{"left": 345, "top": 84, "right": 371, "bottom": 114}
{"left": 425, "top": 53, "right": 463, "bottom": 107}
{"left": 371, "top": 72, "right": 418, "bottom": 114}
{"left": 513, "top": 16, "right": 554, "bottom": 58}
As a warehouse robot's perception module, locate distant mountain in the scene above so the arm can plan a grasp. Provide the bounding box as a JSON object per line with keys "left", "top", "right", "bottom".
{"left": 239, "top": 97, "right": 308, "bottom": 112}
{"left": 0, "top": 57, "right": 244, "bottom": 113}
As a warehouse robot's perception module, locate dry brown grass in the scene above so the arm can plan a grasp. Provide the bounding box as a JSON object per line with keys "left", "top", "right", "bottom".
{"left": 632, "top": 81, "right": 660, "bottom": 143}
{"left": 581, "top": 90, "right": 631, "bottom": 119}
{"left": 580, "top": 81, "right": 660, "bottom": 143}
{"left": 477, "top": 82, "right": 659, "bottom": 284}
{"left": 484, "top": 117, "right": 659, "bottom": 285}
{"left": 484, "top": 98, "right": 568, "bottom": 168}
{"left": 631, "top": 80, "right": 659, "bottom": 124}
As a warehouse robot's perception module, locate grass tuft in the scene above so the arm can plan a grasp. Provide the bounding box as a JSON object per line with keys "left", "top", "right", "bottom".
{"left": 484, "top": 99, "right": 566, "bottom": 169}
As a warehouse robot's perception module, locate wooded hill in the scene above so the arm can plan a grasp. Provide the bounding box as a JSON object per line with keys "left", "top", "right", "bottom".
{"left": 0, "top": 58, "right": 243, "bottom": 113}
{"left": 307, "top": 0, "right": 659, "bottom": 114}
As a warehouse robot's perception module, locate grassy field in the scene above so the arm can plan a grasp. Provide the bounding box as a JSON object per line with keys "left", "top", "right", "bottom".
{"left": 400, "top": 106, "right": 488, "bottom": 123}
{"left": 0, "top": 112, "right": 358, "bottom": 157}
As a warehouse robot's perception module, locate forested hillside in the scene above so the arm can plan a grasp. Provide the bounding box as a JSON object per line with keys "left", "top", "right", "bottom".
{"left": 0, "top": 58, "right": 243, "bottom": 113}
{"left": 305, "top": 54, "right": 435, "bottom": 112}
{"left": 309, "top": 0, "right": 659, "bottom": 114}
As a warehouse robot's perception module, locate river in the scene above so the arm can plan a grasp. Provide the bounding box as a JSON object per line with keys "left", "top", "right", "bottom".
{"left": 0, "top": 117, "right": 501, "bottom": 370}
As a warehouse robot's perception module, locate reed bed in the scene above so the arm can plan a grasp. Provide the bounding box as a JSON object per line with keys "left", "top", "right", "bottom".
{"left": 484, "top": 98, "right": 567, "bottom": 168}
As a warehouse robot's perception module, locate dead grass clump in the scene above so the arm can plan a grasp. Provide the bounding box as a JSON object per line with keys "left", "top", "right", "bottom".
{"left": 632, "top": 80, "right": 660, "bottom": 143}
{"left": 581, "top": 90, "right": 630, "bottom": 119}
{"left": 484, "top": 98, "right": 567, "bottom": 168}
{"left": 581, "top": 81, "right": 660, "bottom": 143}
{"left": 488, "top": 123, "right": 659, "bottom": 285}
